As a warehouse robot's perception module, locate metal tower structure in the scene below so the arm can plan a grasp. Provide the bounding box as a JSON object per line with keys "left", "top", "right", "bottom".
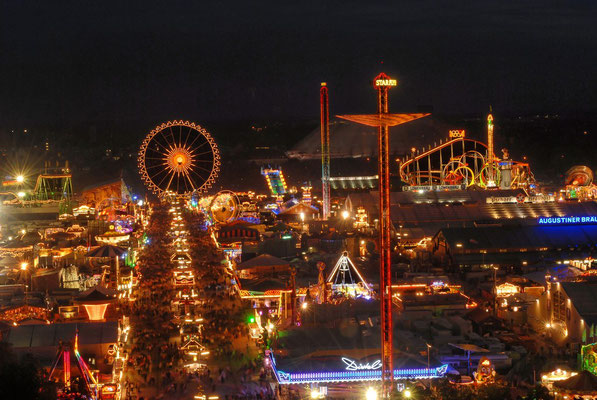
{"left": 486, "top": 108, "right": 496, "bottom": 187}
{"left": 337, "top": 73, "right": 429, "bottom": 397}
{"left": 320, "top": 83, "right": 331, "bottom": 219}
{"left": 48, "top": 332, "right": 99, "bottom": 399}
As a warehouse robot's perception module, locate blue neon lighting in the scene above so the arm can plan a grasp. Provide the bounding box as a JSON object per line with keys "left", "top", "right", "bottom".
{"left": 538, "top": 216, "right": 597, "bottom": 225}
{"left": 270, "top": 358, "right": 449, "bottom": 384}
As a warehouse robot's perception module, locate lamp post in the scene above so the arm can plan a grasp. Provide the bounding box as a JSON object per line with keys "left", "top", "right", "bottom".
{"left": 493, "top": 266, "right": 499, "bottom": 316}
{"left": 21, "top": 262, "right": 30, "bottom": 301}
{"left": 427, "top": 343, "right": 432, "bottom": 388}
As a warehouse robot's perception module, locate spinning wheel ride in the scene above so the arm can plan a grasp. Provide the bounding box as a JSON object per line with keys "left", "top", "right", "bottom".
{"left": 210, "top": 190, "right": 240, "bottom": 224}
{"left": 138, "top": 121, "right": 220, "bottom": 197}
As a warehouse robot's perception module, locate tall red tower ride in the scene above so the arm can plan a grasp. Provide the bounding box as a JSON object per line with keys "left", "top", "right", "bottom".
{"left": 338, "top": 73, "right": 429, "bottom": 396}
{"left": 320, "top": 82, "right": 331, "bottom": 220}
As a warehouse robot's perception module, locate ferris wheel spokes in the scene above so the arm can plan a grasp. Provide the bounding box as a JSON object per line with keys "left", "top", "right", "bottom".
{"left": 138, "top": 120, "right": 220, "bottom": 197}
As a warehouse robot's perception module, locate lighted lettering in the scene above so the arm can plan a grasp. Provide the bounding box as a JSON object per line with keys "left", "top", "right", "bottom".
{"left": 375, "top": 79, "right": 397, "bottom": 87}
{"left": 449, "top": 130, "right": 465, "bottom": 138}
{"left": 538, "top": 216, "right": 597, "bottom": 225}
{"left": 341, "top": 357, "right": 382, "bottom": 371}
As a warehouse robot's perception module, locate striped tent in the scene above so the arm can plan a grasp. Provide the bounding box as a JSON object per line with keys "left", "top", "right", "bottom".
{"left": 85, "top": 244, "right": 126, "bottom": 258}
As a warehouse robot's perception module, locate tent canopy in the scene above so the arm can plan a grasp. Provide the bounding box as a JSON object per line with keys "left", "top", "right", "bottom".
{"left": 85, "top": 244, "right": 126, "bottom": 258}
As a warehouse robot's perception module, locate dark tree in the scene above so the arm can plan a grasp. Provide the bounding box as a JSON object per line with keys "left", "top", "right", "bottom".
{"left": 0, "top": 342, "right": 57, "bottom": 400}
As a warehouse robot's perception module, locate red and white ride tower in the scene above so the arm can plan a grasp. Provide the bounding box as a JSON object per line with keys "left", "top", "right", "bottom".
{"left": 338, "top": 73, "right": 429, "bottom": 397}
{"left": 320, "top": 82, "right": 331, "bottom": 220}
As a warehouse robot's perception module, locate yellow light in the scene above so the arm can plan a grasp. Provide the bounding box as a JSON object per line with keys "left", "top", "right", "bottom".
{"left": 310, "top": 389, "right": 320, "bottom": 399}
{"left": 342, "top": 210, "right": 349, "bottom": 220}
{"left": 375, "top": 78, "right": 397, "bottom": 87}
{"left": 16, "top": 175, "right": 24, "bottom": 183}
{"left": 403, "top": 389, "right": 412, "bottom": 398}
{"left": 301, "top": 302, "right": 308, "bottom": 310}
{"left": 365, "top": 387, "right": 377, "bottom": 400}
{"left": 20, "top": 262, "right": 28, "bottom": 271}
{"left": 83, "top": 303, "right": 109, "bottom": 320}
{"left": 17, "top": 192, "right": 25, "bottom": 198}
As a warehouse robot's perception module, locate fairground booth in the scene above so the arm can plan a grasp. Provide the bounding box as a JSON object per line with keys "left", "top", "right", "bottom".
{"left": 267, "top": 325, "right": 450, "bottom": 396}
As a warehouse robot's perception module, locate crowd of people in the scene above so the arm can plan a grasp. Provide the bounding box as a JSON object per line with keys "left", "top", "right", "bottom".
{"left": 119, "top": 202, "right": 274, "bottom": 399}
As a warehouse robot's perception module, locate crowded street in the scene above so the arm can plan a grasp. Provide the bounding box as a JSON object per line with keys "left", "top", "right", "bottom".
{"left": 119, "top": 199, "right": 275, "bottom": 400}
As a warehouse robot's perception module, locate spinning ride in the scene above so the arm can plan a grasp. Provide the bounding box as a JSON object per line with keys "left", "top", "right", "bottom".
{"left": 565, "top": 165, "right": 597, "bottom": 200}
{"left": 138, "top": 121, "right": 220, "bottom": 197}
{"left": 210, "top": 190, "right": 240, "bottom": 224}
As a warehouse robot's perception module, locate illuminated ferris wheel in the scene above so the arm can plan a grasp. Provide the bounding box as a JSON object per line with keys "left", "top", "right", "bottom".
{"left": 138, "top": 120, "right": 220, "bottom": 197}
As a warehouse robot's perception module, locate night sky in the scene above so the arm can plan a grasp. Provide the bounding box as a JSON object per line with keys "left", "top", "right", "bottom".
{"left": 2, "top": 1, "right": 597, "bottom": 126}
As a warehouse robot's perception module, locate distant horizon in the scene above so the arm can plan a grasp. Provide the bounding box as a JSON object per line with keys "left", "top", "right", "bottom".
{"left": 3, "top": 108, "right": 597, "bottom": 131}
{"left": 3, "top": 1, "right": 597, "bottom": 127}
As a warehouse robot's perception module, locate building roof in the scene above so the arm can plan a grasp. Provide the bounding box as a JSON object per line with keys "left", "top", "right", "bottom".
{"left": 76, "top": 286, "right": 118, "bottom": 303}
{"left": 399, "top": 292, "right": 469, "bottom": 308}
{"left": 218, "top": 221, "right": 260, "bottom": 241}
{"left": 239, "top": 277, "right": 287, "bottom": 292}
{"left": 280, "top": 202, "right": 319, "bottom": 215}
{"left": 347, "top": 191, "right": 597, "bottom": 227}
{"left": 560, "top": 282, "right": 597, "bottom": 322}
{"left": 237, "top": 254, "right": 290, "bottom": 270}
{"left": 3, "top": 321, "right": 118, "bottom": 348}
{"left": 287, "top": 117, "right": 452, "bottom": 160}
{"left": 553, "top": 370, "right": 597, "bottom": 393}
{"left": 80, "top": 177, "right": 125, "bottom": 193}
{"left": 438, "top": 224, "right": 597, "bottom": 252}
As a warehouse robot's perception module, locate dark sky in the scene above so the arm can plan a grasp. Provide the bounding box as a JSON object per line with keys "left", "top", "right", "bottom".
{"left": 2, "top": 0, "right": 597, "bottom": 126}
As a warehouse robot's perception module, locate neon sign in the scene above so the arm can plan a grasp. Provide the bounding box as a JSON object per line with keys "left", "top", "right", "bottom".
{"left": 449, "top": 130, "right": 465, "bottom": 138}
{"left": 272, "top": 363, "right": 450, "bottom": 384}
{"left": 375, "top": 79, "right": 397, "bottom": 87}
{"left": 342, "top": 357, "right": 382, "bottom": 371}
{"left": 538, "top": 216, "right": 597, "bottom": 225}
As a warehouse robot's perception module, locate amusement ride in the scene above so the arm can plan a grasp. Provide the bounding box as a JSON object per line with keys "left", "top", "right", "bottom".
{"left": 209, "top": 190, "right": 240, "bottom": 224}
{"left": 398, "top": 117, "right": 536, "bottom": 190}
{"left": 138, "top": 120, "right": 220, "bottom": 197}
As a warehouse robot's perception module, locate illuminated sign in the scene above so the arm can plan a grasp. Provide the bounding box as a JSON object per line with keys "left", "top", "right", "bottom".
{"left": 342, "top": 357, "right": 382, "bottom": 371}
{"left": 403, "top": 184, "right": 465, "bottom": 192}
{"left": 538, "top": 216, "right": 597, "bottom": 225}
{"left": 487, "top": 194, "right": 555, "bottom": 204}
{"left": 375, "top": 79, "right": 397, "bottom": 87}
{"left": 273, "top": 362, "right": 450, "bottom": 384}
{"left": 449, "top": 130, "right": 465, "bottom": 138}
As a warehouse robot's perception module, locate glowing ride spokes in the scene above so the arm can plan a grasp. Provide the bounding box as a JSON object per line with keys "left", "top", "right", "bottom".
{"left": 138, "top": 120, "right": 220, "bottom": 197}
